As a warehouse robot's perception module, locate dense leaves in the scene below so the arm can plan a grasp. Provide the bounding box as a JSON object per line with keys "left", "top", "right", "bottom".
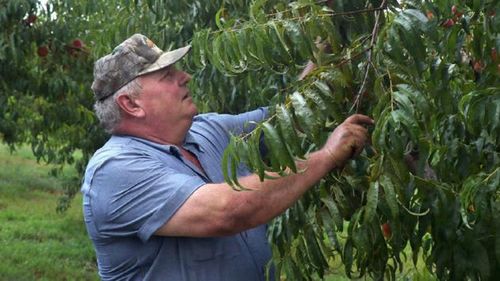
{"left": 1, "top": 0, "right": 499, "bottom": 280}
{"left": 209, "top": 0, "right": 499, "bottom": 280}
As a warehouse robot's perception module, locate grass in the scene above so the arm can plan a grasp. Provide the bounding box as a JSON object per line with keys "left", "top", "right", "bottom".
{"left": 324, "top": 255, "right": 437, "bottom": 281}
{"left": 319, "top": 232, "right": 437, "bottom": 281}
{"left": 0, "top": 144, "right": 98, "bottom": 281}
{"left": 0, "top": 143, "right": 438, "bottom": 281}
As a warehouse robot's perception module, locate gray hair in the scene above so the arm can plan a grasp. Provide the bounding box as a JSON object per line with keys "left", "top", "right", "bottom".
{"left": 93, "top": 78, "right": 143, "bottom": 133}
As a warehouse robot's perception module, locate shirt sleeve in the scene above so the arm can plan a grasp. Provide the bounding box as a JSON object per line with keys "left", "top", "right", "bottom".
{"left": 208, "top": 107, "right": 269, "bottom": 135}
{"left": 87, "top": 151, "right": 206, "bottom": 243}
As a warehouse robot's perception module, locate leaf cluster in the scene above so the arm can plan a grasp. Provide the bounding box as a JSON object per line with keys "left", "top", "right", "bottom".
{"left": 0, "top": 0, "right": 499, "bottom": 280}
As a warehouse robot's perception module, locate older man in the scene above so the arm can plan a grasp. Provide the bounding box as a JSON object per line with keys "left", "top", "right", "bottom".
{"left": 82, "top": 34, "right": 373, "bottom": 281}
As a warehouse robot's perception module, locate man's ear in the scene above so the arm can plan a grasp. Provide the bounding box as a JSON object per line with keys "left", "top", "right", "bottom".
{"left": 116, "top": 94, "right": 145, "bottom": 118}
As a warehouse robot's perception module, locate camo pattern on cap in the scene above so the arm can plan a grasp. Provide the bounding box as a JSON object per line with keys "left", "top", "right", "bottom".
{"left": 91, "top": 33, "right": 190, "bottom": 101}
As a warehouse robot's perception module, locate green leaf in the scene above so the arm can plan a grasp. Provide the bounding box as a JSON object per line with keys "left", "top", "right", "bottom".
{"left": 403, "top": 9, "right": 429, "bottom": 28}
{"left": 343, "top": 239, "right": 354, "bottom": 278}
{"left": 304, "top": 226, "right": 327, "bottom": 272}
{"left": 380, "top": 175, "right": 399, "bottom": 220}
{"left": 208, "top": 35, "right": 229, "bottom": 74}
{"left": 390, "top": 109, "right": 419, "bottom": 141}
{"left": 247, "top": 128, "right": 266, "bottom": 181}
{"left": 262, "top": 121, "right": 297, "bottom": 173}
{"left": 364, "top": 182, "right": 379, "bottom": 224}
{"left": 222, "top": 136, "right": 250, "bottom": 191}
{"left": 222, "top": 139, "right": 235, "bottom": 188}
{"left": 290, "top": 91, "right": 315, "bottom": 136}
{"left": 321, "top": 197, "right": 343, "bottom": 230}
{"left": 191, "top": 29, "right": 209, "bottom": 68}
{"left": 393, "top": 90, "right": 415, "bottom": 116}
{"left": 215, "top": 7, "right": 225, "bottom": 30}
{"left": 276, "top": 104, "right": 303, "bottom": 157}
{"left": 229, "top": 147, "right": 246, "bottom": 190}
{"left": 319, "top": 210, "right": 341, "bottom": 251}
{"left": 304, "top": 89, "right": 328, "bottom": 113}
{"left": 283, "top": 20, "right": 312, "bottom": 61}
{"left": 313, "top": 80, "right": 331, "bottom": 97}
{"left": 241, "top": 28, "right": 266, "bottom": 66}
{"left": 249, "top": 0, "right": 267, "bottom": 23}
{"left": 269, "top": 21, "right": 292, "bottom": 60}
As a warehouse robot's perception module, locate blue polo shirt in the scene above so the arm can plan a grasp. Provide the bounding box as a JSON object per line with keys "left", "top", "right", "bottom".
{"left": 81, "top": 108, "right": 273, "bottom": 281}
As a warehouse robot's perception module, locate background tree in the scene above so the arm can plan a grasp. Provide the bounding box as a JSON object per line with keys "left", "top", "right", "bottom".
{"left": 1, "top": 0, "right": 499, "bottom": 280}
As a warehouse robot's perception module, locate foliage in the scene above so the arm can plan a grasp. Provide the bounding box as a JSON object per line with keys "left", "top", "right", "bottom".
{"left": 197, "top": 0, "right": 500, "bottom": 280}
{"left": 1, "top": 0, "right": 499, "bottom": 280}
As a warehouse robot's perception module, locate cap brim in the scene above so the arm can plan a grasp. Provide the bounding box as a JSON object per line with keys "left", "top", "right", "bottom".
{"left": 138, "top": 45, "right": 191, "bottom": 75}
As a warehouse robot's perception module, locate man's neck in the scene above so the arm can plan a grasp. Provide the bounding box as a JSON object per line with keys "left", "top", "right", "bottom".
{"left": 114, "top": 119, "right": 192, "bottom": 146}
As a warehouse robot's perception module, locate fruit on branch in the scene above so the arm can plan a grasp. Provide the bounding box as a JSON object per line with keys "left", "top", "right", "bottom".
{"left": 72, "top": 39, "right": 83, "bottom": 48}
{"left": 467, "top": 204, "right": 476, "bottom": 213}
{"left": 26, "top": 14, "right": 37, "bottom": 24}
{"left": 381, "top": 223, "right": 392, "bottom": 239}
{"left": 441, "top": 18, "right": 455, "bottom": 28}
{"left": 473, "top": 60, "right": 483, "bottom": 73}
{"left": 37, "top": 45, "right": 49, "bottom": 57}
{"left": 491, "top": 48, "right": 498, "bottom": 62}
{"left": 426, "top": 10, "right": 434, "bottom": 20}
{"left": 65, "top": 39, "right": 88, "bottom": 58}
{"left": 451, "top": 5, "right": 463, "bottom": 18}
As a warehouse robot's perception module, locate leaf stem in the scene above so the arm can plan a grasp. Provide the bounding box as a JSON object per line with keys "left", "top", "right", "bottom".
{"left": 482, "top": 166, "right": 499, "bottom": 183}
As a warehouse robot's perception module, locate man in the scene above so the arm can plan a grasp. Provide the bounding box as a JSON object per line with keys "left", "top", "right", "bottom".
{"left": 82, "top": 33, "right": 373, "bottom": 281}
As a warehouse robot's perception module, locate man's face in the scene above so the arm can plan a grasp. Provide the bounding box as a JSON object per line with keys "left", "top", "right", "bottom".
{"left": 135, "top": 65, "right": 198, "bottom": 127}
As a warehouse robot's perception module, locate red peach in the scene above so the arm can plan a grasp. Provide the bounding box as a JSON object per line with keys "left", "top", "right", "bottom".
{"left": 381, "top": 223, "right": 392, "bottom": 239}
{"left": 37, "top": 45, "right": 49, "bottom": 57}
{"left": 72, "top": 39, "right": 83, "bottom": 48}
{"left": 441, "top": 19, "right": 455, "bottom": 28}
{"left": 26, "top": 14, "right": 37, "bottom": 24}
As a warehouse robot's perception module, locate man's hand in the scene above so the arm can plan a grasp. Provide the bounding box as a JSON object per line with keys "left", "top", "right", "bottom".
{"left": 322, "top": 114, "right": 374, "bottom": 168}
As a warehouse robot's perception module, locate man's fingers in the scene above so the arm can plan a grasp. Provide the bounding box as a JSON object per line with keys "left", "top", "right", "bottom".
{"left": 348, "top": 126, "right": 370, "bottom": 158}
{"left": 349, "top": 143, "right": 357, "bottom": 159}
{"left": 345, "top": 125, "right": 368, "bottom": 142}
{"left": 324, "top": 114, "right": 373, "bottom": 167}
{"left": 345, "top": 114, "right": 374, "bottom": 126}
{"left": 350, "top": 137, "right": 368, "bottom": 157}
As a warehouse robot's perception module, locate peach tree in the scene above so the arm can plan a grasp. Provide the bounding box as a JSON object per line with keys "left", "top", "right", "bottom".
{"left": 0, "top": 0, "right": 499, "bottom": 280}
{"left": 189, "top": 0, "right": 499, "bottom": 280}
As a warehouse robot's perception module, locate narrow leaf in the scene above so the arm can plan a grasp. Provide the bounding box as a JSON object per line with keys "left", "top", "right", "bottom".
{"left": 364, "top": 181, "right": 379, "bottom": 224}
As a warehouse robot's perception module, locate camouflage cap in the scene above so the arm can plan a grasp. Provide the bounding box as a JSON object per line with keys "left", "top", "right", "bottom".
{"left": 91, "top": 33, "right": 191, "bottom": 101}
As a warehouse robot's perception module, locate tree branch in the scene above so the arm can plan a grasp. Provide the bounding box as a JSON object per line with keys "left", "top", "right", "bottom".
{"left": 350, "top": 0, "right": 387, "bottom": 114}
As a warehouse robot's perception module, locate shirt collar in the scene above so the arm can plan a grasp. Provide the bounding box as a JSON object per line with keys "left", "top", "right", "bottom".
{"left": 110, "top": 132, "right": 204, "bottom": 154}
{"left": 183, "top": 131, "right": 204, "bottom": 153}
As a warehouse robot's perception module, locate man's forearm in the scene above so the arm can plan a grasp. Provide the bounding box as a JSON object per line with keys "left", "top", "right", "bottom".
{"left": 159, "top": 149, "right": 336, "bottom": 237}
{"left": 218, "top": 149, "right": 336, "bottom": 233}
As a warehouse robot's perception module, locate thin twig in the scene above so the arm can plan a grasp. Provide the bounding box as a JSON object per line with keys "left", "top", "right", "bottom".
{"left": 350, "top": 0, "right": 387, "bottom": 114}
{"left": 334, "top": 46, "right": 372, "bottom": 68}
{"left": 387, "top": 69, "right": 394, "bottom": 111}
{"left": 325, "top": 5, "right": 387, "bottom": 17}
{"left": 482, "top": 166, "right": 500, "bottom": 183}
{"left": 264, "top": 2, "right": 387, "bottom": 19}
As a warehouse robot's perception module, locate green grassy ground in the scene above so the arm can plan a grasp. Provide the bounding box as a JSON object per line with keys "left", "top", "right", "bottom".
{"left": 0, "top": 143, "right": 437, "bottom": 280}
{"left": 0, "top": 144, "right": 98, "bottom": 281}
